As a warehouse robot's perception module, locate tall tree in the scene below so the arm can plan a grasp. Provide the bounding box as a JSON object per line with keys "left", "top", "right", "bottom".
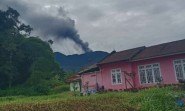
{"left": 0, "top": 7, "right": 31, "bottom": 88}
{"left": 0, "top": 7, "right": 32, "bottom": 36}
{"left": 0, "top": 7, "right": 62, "bottom": 90}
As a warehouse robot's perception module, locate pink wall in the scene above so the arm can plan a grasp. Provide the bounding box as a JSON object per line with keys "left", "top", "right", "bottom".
{"left": 81, "top": 54, "right": 185, "bottom": 91}
{"left": 81, "top": 71, "right": 102, "bottom": 91}
{"left": 132, "top": 54, "right": 185, "bottom": 88}
{"left": 99, "top": 61, "right": 134, "bottom": 90}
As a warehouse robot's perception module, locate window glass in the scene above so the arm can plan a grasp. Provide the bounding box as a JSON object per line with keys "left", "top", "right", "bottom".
{"left": 140, "top": 70, "right": 146, "bottom": 84}
{"left": 174, "top": 59, "right": 185, "bottom": 80}
{"left": 111, "top": 69, "right": 122, "bottom": 84}
{"left": 139, "top": 63, "right": 161, "bottom": 84}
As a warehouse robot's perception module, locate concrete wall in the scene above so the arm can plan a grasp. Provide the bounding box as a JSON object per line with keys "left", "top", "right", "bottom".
{"left": 81, "top": 71, "right": 102, "bottom": 91}
{"left": 99, "top": 61, "right": 133, "bottom": 90}
{"left": 70, "top": 81, "right": 81, "bottom": 91}
{"left": 132, "top": 54, "right": 185, "bottom": 88}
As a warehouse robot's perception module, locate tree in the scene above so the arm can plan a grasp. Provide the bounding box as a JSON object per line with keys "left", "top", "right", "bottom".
{"left": 48, "top": 39, "right": 53, "bottom": 45}
{"left": 0, "top": 7, "right": 33, "bottom": 88}
{"left": 0, "top": 7, "right": 63, "bottom": 91}
{"left": 0, "top": 33, "right": 16, "bottom": 88}
{"left": 0, "top": 7, "right": 32, "bottom": 36}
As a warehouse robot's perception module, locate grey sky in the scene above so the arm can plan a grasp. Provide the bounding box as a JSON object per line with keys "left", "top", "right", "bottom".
{"left": 1, "top": 0, "right": 185, "bottom": 55}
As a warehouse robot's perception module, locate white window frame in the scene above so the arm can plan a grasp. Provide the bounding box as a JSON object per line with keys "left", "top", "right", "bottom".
{"left": 138, "top": 63, "right": 162, "bottom": 85}
{"left": 111, "top": 68, "right": 122, "bottom": 85}
{"left": 173, "top": 59, "right": 185, "bottom": 80}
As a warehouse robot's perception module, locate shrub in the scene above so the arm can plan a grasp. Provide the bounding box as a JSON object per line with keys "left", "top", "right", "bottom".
{"left": 33, "top": 84, "right": 49, "bottom": 95}
{"left": 49, "top": 84, "right": 69, "bottom": 94}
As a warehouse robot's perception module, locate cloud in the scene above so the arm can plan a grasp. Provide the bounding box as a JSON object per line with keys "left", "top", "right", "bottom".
{"left": 1, "top": 0, "right": 185, "bottom": 54}
{"left": 70, "top": 0, "right": 185, "bottom": 52}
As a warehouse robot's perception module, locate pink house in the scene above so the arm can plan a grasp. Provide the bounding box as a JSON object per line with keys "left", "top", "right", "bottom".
{"left": 79, "top": 39, "right": 185, "bottom": 92}
{"left": 79, "top": 64, "right": 102, "bottom": 92}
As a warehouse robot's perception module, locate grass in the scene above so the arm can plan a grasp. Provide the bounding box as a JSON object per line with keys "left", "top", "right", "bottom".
{"left": 0, "top": 87, "right": 185, "bottom": 111}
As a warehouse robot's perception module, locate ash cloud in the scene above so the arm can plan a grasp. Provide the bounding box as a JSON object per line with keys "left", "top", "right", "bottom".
{"left": 28, "top": 13, "right": 92, "bottom": 53}
{"left": 0, "top": 0, "right": 92, "bottom": 53}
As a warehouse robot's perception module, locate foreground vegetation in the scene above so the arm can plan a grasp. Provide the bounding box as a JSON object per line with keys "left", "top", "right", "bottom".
{"left": 0, "top": 87, "right": 185, "bottom": 111}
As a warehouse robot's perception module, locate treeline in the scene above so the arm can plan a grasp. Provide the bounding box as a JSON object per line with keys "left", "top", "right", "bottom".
{"left": 0, "top": 8, "right": 67, "bottom": 96}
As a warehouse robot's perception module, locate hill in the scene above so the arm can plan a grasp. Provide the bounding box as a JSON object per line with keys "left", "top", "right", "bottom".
{"left": 54, "top": 51, "right": 109, "bottom": 71}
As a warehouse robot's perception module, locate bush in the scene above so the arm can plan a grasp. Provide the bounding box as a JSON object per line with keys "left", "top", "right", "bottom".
{"left": 33, "top": 84, "right": 50, "bottom": 95}
{"left": 0, "top": 84, "right": 50, "bottom": 97}
{"left": 49, "top": 84, "right": 69, "bottom": 94}
{"left": 0, "top": 86, "right": 35, "bottom": 96}
{"left": 0, "top": 79, "right": 69, "bottom": 96}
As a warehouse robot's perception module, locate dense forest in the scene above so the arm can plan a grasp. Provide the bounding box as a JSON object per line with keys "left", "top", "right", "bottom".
{"left": 0, "top": 7, "right": 66, "bottom": 96}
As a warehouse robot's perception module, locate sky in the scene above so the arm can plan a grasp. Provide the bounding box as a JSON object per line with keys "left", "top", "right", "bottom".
{"left": 1, "top": 0, "right": 185, "bottom": 55}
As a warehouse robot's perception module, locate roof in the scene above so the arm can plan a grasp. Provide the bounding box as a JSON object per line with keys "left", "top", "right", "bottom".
{"left": 98, "top": 46, "right": 145, "bottom": 64}
{"left": 78, "top": 64, "right": 99, "bottom": 74}
{"left": 133, "top": 39, "right": 185, "bottom": 61}
{"left": 78, "top": 39, "right": 185, "bottom": 74}
{"left": 67, "top": 74, "right": 81, "bottom": 82}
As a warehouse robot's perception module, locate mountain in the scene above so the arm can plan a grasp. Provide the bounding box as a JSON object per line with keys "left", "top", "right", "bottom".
{"left": 54, "top": 51, "right": 109, "bottom": 72}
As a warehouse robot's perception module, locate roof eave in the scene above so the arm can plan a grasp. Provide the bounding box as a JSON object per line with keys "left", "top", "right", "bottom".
{"left": 132, "top": 52, "right": 185, "bottom": 62}
{"left": 98, "top": 59, "right": 130, "bottom": 65}
{"left": 78, "top": 67, "right": 100, "bottom": 75}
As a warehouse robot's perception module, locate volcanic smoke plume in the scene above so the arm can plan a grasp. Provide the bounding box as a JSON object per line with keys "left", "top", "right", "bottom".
{"left": 0, "top": 0, "right": 92, "bottom": 53}
{"left": 28, "top": 13, "right": 92, "bottom": 53}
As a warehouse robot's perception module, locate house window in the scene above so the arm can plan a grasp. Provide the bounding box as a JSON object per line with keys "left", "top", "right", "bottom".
{"left": 111, "top": 69, "right": 122, "bottom": 84}
{"left": 139, "top": 63, "right": 161, "bottom": 84}
{"left": 174, "top": 59, "right": 185, "bottom": 80}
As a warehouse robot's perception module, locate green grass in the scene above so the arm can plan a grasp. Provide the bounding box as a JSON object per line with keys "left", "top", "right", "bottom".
{"left": 0, "top": 87, "right": 185, "bottom": 111}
